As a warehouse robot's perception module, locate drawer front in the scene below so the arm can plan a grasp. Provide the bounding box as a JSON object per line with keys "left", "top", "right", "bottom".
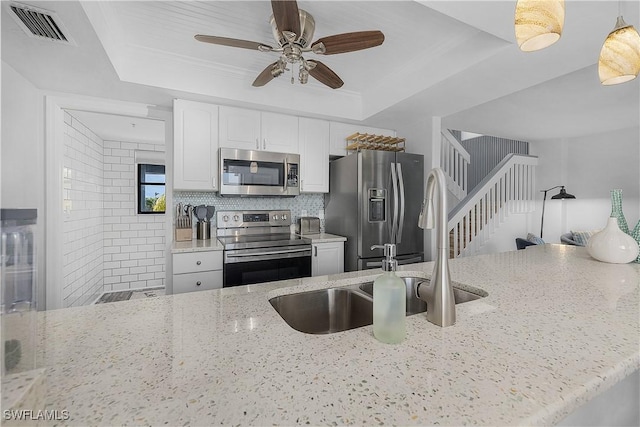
{"left": 173, "top": 251, "right": 223, "bottom": 274}
{"left": 173, "top": 271, "right": 223, "bottom": 294}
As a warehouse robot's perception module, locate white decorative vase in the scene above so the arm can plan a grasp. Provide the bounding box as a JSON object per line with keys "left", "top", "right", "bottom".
{"left": 587, "top": 217, "right": 640, "bottom": 264}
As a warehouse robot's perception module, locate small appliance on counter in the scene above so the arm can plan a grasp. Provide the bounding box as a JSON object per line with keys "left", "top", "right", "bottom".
{"left": 194, "top": 205, "right": 215, "bottom": 240}
{"left": 175, "top": 203, "right": 192, "bottom": 242}
{"left": 297, "top": 217, "right": 320, "bottom": 235}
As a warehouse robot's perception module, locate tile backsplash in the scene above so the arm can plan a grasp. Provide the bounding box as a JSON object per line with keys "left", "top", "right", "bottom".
{"left": 173, "top": 192, "right": 324, "bottom": 227}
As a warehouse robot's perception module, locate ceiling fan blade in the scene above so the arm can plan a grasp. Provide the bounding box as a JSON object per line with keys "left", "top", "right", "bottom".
{"left": 271, "top": 0, "right": 301, "bottom": 36}
{"left": 252, "top": 62, "right": 278, "bottom": 87}
{"left": 307, "top": 60, "right": 344, "bottom": 89}
{"left": 195, "top": 35, "right": 272, "bottom": 51}
{"left": 312, "top": 30, "right": 385, "bottom": 55}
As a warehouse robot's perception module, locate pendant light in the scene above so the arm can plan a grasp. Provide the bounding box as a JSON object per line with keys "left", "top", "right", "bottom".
{"left": 515, "top": 0, "right": 565, "bottom": 52}
{"left": 598, "top": 2, "right": 640, "bottom": 85}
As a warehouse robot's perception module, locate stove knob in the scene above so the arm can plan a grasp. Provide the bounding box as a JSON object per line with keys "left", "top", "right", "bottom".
{"left": 222, "top": 215, "right": 229, "bottom": 222}
{"left": 272, "top": 214, "right": 279, "bottom": 221}
{"left": 233, "top": 215, "right": 240, "bottom": 222}
{"left": 282, "top": 214, "right": 288, "bottom": 221}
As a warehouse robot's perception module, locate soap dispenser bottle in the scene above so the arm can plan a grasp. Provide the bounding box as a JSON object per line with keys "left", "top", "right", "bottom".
{"left": 371, "top": 244, "right": 406, "bottom": 344}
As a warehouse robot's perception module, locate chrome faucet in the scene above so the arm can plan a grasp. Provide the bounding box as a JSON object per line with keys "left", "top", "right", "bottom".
{"left": 417, "top": 167, "right": 455, "bottom": 327}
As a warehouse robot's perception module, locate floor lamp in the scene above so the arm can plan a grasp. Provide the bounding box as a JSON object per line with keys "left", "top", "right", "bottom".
{"left": 540, "top": 186, "right": 576, "bottom": 239}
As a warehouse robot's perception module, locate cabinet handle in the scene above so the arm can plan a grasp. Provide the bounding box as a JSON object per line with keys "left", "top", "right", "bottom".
{"left": 263, "top": 139, "right": 266, "bottom": 150}
{"left": 212, "top": 177, "right": 216, "bottom": 188}
{"left": 196, "top": 261, "right": 202, "bottom": 265}
{"left": 196, "top": 281, "right": 202, "bottom": 286}
{"left": 256, "top": 138, "right": 259, "bottom": 149}
{"left": 314, "top": 246, "right": 317, "bottom": 257}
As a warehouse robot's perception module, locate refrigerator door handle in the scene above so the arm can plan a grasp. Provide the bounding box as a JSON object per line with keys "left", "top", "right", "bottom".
{"left": 390, "top": 163, "right": 399, "bottom": 243}
{"left": 396, "top": 162, "right": 405, "bottom": 244}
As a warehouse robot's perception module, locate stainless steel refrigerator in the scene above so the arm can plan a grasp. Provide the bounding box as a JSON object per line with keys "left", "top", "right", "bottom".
{"left": 325, "top": 150, "right": 424, "bottom": 271}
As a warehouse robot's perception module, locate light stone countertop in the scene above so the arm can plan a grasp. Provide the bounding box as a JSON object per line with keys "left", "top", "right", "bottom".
{"left": 29, "top": 245, "right": 639, "bottom": 425}
{"left": 171, "top": 238, "right": 224, "bottom": 253}
{"left": 297, "top": 232, "right": 347, "bottom": 243}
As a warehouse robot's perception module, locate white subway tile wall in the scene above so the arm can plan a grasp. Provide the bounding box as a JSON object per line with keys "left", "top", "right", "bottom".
{"left": 63, "top": 112, "right": 104, "bottom": 307}
{"left": 62, "top": 112, "right": 167, "bottom": 307}
{"left": 173, "top": 192, "right": 324, "bottom": 228}
{"left": 102, "top": 140, "right": 166, "bottom": 293}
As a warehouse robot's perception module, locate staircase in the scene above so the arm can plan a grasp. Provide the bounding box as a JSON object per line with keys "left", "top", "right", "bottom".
{"left": 440, "top": 129, "right": 470, "bottom": 200}
{"left": 446, "top": 154, "right": 538, "bottom": 258}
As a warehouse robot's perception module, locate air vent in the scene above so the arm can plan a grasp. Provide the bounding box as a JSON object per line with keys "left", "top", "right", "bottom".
{"left": 8, "top": 2, "right": 75, "bottom": 45}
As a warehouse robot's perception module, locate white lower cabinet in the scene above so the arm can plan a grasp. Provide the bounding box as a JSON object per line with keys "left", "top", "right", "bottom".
{"left": 312, "top": 242, "right": 344, "bottom": 277}
{"left": 172, "top": 251, "right": 223, "bottom": 294}
{"left": 173, "top": 271, "right": 223, "bottom": 294}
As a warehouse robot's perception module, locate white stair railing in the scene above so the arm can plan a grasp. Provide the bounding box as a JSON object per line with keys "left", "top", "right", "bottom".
{"left": 440, "top": 129, "right": 470, "bottom": 200}
{"left": 447, "top": 154, "right": 538, "bottom": 258}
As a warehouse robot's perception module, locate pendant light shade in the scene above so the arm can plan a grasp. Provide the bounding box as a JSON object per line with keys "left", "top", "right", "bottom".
{"left": 515, "top": 0, "right": 565, "bottom": 52}
{"left": 598, "top": 16, "right": 640, "bottom": 85}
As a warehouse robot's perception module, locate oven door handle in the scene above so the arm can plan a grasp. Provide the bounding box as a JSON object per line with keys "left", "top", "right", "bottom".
{"left": 227, "top": 248, "right": 310, "bottom": 258}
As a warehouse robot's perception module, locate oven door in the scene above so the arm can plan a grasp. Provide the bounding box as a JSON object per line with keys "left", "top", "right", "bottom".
{"left": 223, "top": 245, "right": 311, "bottom": 287}
{"left": 219, "top": 148, "right": 299, "bottom": 196}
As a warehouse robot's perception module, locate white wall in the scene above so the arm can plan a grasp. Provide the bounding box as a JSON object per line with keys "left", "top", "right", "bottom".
{"left": 102, "top": 140, "right": 166, "bottom": 292}
{"left": 530, "top": 126, "right": 640, "bottom": 243}
{"left": 1, "top": 61, "right": 46, "bottom": 309}
{"left": 392, "top": 113, "right": 434, "bottom": 260}
{"left": 62, "top": 113, "right": 105, "bottom": 307}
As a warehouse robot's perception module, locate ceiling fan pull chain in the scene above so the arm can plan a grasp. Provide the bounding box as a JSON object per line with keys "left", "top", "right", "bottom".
{"left": 291, "top": 67, "right": 294, "bottom": 84}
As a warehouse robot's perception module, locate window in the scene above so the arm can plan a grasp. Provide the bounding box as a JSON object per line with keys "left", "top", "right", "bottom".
{"left": 138, "top": 164, "right": 166, "bottom": 214}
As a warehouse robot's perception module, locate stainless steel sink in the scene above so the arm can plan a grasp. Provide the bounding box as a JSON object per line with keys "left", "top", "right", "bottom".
{"left": 270, "top": 277, "right": 486, "bottom": 334}
{"left": 359, "top": 277, "right": 484, "bottom": 315}
{"left": 270, "top": 288, "right": 373, "bottom": 334}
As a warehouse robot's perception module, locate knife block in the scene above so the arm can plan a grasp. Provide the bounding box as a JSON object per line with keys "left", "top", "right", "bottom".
{"left": 175, "top": 227, "right": 192, "bottom": 242}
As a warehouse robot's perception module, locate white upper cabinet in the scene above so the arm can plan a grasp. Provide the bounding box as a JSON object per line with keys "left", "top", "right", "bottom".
{"left": 299, "top": 117, "right": 329, "bottom": 193}
{"left": 173, "top": 99, "right": 219, "bottom": 191}
{"left": 329, "top": 122, "right": 396, "bottom": 157}
{"left": 219, "top": 107, "right": 298, "bottom": 153}
{"left": 218, "top": 106, "right": 261, "bottom": 151}
{"left": 261, "top": 112, "right": 299, "bottom": 153}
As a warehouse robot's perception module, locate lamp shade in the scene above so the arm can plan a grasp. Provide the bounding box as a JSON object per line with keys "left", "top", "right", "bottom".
{"left": 515, "top": 0, "right": 565, "bottom": 52}
{"left": 598, "top": 16, "right": 640, "bottom": 85}
{"left": 550, "top": 187, "right": 575, "bottom": 199}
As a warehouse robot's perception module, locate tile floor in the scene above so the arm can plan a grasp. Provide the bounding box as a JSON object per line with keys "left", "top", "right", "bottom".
{"left": 95, "top": 287, "right": 165, "bottom": 304}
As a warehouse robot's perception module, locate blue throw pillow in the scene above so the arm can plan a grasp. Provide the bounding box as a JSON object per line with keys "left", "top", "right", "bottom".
{"left": 526, "top": 233, "right": 545, "bottom": 245}
{"left": 571, "top": 230, "right": 596, "bottom": 246}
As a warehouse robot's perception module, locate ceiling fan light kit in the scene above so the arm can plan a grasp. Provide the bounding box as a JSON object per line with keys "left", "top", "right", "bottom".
{"left": 598, "top": 15, "right": 640, "bottom": 85}
{"left": 195, "top": 0, "right": 384, "bottom": 89}
{"left": 514, "top": 0, "right": 565, "bottom": 52}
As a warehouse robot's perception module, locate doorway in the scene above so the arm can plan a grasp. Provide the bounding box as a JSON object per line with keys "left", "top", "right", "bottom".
{"left": 45, "top": 96, "right": 172, "bottom": 310}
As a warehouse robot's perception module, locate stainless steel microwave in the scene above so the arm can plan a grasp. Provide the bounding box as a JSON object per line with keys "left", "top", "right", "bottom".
{"left": 219, "top": 148, "right": 300, "bottom": 197}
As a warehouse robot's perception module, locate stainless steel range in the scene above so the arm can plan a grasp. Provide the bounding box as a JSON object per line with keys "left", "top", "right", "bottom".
{"left": 216, "top": 210, "right": 312, "bottom": 287}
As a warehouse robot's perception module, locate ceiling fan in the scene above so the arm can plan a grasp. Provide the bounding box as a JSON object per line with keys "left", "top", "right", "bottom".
{"left": 195, "top": 0, "right": 385, "bottom": 89}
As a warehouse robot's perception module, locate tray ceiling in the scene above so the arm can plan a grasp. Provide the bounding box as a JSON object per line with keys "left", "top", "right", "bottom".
{"left": 2, "top": 1, "right": 638, "bottom": 140}
{"left": 81, "top": 1, "right": 508, "bottom": 120}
